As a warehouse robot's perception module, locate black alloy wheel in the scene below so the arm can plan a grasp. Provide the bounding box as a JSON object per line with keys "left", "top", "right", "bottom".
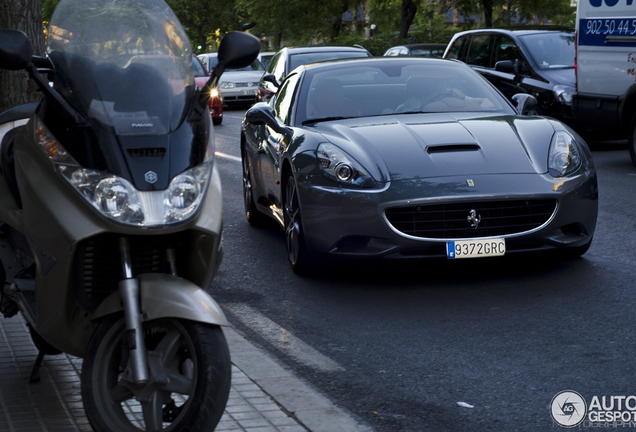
{"left": 81, "top": 316, "right": 231, "bottom": 432}
{"left": 242, "top": 147, "right": 267, "bottom": 226}
{"left": 283, "top": 172, "right": 313, "bottom": 274}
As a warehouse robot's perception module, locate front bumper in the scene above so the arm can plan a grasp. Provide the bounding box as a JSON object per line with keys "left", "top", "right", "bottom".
{"left": 296, "top": 169, "right": 598, "bottom": 260}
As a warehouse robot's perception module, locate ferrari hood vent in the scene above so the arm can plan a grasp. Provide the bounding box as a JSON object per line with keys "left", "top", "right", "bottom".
{"left": 426, "top": 144, "right": 480, "bottom": 154}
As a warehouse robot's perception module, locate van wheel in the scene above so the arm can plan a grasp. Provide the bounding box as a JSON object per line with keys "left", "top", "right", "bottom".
{"left": 629, "top": 114, "right": 636, "bottom": 167}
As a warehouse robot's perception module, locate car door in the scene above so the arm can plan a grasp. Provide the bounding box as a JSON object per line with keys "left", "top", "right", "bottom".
{"left": 479, "top": 35, "right": 529, "bottom": 99}
{"left": 257, "top": 73, "right": 301, "bottom": 213}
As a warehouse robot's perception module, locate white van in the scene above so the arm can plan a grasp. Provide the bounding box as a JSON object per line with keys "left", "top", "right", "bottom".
{"left": 574, "top": 0, "right": 636, "bottom": 165}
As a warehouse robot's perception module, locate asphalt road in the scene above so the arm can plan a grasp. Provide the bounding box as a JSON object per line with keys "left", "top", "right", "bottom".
{"left": 210, "top": 107, "right": 636, "bottom": 431}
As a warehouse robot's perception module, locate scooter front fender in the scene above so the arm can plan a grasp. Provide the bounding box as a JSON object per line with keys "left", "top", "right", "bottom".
{"left": 92, "top": 273, "right": 229, "bottom": 326}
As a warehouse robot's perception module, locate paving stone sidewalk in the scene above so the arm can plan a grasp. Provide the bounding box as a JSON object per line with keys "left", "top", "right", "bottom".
{"left": 0, "top": 314, "right": 373, "bottom": 432}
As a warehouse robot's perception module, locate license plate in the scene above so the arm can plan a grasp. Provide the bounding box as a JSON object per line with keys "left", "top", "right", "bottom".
{"left": 241, "top": 89, "right": 257, "bottom": 95}
{"left": 446, "top": 238, "right": 506, "bottom": 259}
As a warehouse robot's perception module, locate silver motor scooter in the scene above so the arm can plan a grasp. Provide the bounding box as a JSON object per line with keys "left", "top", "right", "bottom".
{"left": 0, "top": 0, "right": 259, "bottom": 429}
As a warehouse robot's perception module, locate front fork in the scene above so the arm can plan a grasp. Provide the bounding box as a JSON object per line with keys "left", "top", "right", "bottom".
{"left": 118, "top": 237, "right": 149, "bottom": 384}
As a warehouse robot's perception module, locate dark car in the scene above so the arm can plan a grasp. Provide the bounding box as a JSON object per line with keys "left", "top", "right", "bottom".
{"left": 443, "top": 27, "right": 578, "bottom": 130}
{"left": 384, "top": 43, "right": 447, "bottom": 58}
{"left": 258, "top": 45, "right": 372, "bottom": 102}
{"left": 241, "top": 57, "right": 598, "bottom": 273}
{"left": 192, "top": 56, "right": 223, "bottom": 125}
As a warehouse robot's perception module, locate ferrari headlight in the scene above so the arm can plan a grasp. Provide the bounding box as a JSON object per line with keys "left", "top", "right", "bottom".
{"left": 35, "top": 117, "right": 211, "bottom": 226}
{"left": 219, "top": 81, "right": 234, "bottom": 89}
{"left": 317, "top": 143, "right": 375, "bottom": 187}
{"left": 548, "top": 131, "right": 581, "bottom": 177}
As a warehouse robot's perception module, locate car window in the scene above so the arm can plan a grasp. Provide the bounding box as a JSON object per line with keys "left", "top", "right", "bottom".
{"left": 400, "top": 48, "right": 409, "bottom": 56}
{"left": 492, "top": 36, "right": 520, "bottom": 66}
{"left": 491, "top": 35, "right": 532, "bottom": 75}
{"left": 272, "top": 53, "right": 287, "bottom": 83}
{"left": 387, "top": 48, "right": 399, "bottom": 56}
{"left": 466, "top": 34, "right": 492, "bottom": 67}
{"left": 296, "top": 61, "right": 513, "bottom": 125}
{"left": 274, "top": 73, "right": 301, "bottom": 124}
{"left": 289, "top": 51, "right": 370, "bottom": 72}
{"left": 192, "top": 57, "right": 208, "bottom": 77}
{"left": 520, "top": 32, "right": 575, "bottom": 70}
{"left": 228, "top": 59, "right": 264, "bottom": 72}
{"left": 446, "top": 36, "right": 467, "bottom": 60}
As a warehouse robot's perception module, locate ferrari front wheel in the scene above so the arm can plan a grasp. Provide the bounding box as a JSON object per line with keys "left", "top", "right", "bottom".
{"left": 283, "top": 172, "right": 313, "bottom": 274}
{"left": 242, "top": 147, "right": 267, "bottom": 226}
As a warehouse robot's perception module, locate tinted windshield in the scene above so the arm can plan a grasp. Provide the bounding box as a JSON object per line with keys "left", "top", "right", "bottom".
{"left": 47, "top": 0, "right": 194, "bottom": 135}
{"left": 289, "top": 51, "right": 369, "bottom": 71}
{"left": 204, "top": 57, "right": 263, "bottom": 72}
{"left": 520, "top": 32, "right": 575, "bottom": 69}
{"left": 296, "top": 60, "right": 513, "bottom": 125}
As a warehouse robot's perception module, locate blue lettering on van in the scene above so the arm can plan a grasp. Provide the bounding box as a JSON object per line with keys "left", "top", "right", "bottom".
{"left": 580, "top": 19, "right": 636, "bottom": 46}
{"left": 590, "top": 0, "right": 633, "bottom": 6}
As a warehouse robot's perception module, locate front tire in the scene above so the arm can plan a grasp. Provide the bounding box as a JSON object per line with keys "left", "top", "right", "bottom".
{"left": 242, "top": 146, "right": 268, "bottom": 226}
{"left": 81, "top": 316, "right": 231, "bottom": 432}
{"left": 283, "top": 172, "right": 313, "bottom": 274}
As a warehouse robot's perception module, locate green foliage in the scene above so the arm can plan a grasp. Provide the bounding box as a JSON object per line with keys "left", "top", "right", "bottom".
{"left": 42, "top": 0, "right": 59, "bottom": 22}
{"left": 334, "top": 30, "right": 392, "bottom": 56}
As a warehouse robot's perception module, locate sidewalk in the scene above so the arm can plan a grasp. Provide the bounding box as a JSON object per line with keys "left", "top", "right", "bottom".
{"left": 0, "top": 314, "right": 374, "bottom": 432}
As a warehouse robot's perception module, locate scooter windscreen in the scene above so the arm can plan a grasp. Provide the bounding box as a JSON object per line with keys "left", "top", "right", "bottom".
{"left": 46, "top": 0, "right": 194, "bottom": 136}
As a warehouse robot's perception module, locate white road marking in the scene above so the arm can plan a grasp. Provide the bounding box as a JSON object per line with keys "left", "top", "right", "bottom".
{"left": 227, "top": 303, "right": 344, "bottom": 373}
{"left": 215, "top": 151, "right": 241, "bottom": 162}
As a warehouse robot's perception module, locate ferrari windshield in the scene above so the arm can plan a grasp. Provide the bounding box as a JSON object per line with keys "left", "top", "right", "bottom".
{"left": 296, "top": 59, "right": 514, "bottom": 125}
{"left": 46, "top": 0, "right": 194, "bottom": 135}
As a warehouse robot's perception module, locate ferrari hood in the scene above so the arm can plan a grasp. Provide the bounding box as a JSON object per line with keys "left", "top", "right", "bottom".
{"left": 315, "top": 114, "right": 556, "bottom": 181}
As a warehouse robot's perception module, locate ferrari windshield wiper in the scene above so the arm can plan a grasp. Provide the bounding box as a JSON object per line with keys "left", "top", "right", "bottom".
{"left": 302, "top": 116, "right": 352, "bottom": 125}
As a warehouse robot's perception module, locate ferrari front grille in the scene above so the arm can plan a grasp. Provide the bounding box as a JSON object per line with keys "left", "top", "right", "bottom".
{"left": 384, "top": 199, "right": 557, "bottom": 240}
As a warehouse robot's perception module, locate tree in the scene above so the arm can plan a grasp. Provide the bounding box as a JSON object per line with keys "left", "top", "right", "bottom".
{"left": 399, "top": 0, "right": 419, "bottom": 41}
{"left": 0, "top": 0, "right": 45, "bottom": 113}
{"left": 166, "top": 0, "right": 241, "bottom": 54}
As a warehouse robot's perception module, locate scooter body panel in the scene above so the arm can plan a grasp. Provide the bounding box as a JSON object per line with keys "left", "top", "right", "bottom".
{"left": 92, "top": 273, "right": 229, "bottom": 326}
{"left": 8, "top": 114, "right": 224, "bottom": 357}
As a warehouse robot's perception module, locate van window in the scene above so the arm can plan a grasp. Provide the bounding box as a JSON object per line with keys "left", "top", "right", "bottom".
{"left": 466, "top": 34, "right": 492, "bottom": 67}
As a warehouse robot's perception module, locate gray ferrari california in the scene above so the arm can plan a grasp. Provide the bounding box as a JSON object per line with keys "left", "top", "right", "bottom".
{"left": 240, "top": 57, "right": 598, "bottom": 273}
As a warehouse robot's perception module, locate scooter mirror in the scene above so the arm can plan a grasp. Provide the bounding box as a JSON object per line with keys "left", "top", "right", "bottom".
{"left": 213, "top": 31, "right": 260, "bottom": 76}
{"left": 0, "top": 30, "right": 33, "bottom": 71}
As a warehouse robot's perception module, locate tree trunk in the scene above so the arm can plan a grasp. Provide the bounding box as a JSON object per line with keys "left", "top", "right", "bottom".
{"left": 0, "top": 0, "right": 45, "bottom": 114}
{"left": 481, "top": 0, "right": 494, "bottom": 28}
{"left": 399, "top": 0, "right": 417, "bottom": 42}
{"left": 330, "top": 1, "right": 349, "bottom": 42}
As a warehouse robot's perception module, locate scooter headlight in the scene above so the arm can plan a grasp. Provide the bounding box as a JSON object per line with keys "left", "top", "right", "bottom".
{"left": 165, "top": 165, "right": 210, "bottom": 222}
{"left": 35, "top": 117, "right": 211, "bottom": 226}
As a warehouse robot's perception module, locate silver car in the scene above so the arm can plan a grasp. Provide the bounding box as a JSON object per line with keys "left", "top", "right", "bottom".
{"left": 198, "top": 52, "right": 265, "bottom": 107}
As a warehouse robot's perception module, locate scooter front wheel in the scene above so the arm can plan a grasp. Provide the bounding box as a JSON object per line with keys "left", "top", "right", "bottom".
{"left": 81, "top": 316, "right": 231, "bottom": 432}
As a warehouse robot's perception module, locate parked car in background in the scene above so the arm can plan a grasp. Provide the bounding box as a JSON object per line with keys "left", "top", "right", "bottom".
{"left": 193, "top": 56, "right": 223, "bottom": 125}
{"left": 384, "top": 43, "right": 447, "bottom": 57}
{"left": 258, "top": 45, "right": 372, "bottom": 102}
{"left": 258, "top": 51, "right": 276, "bottom": 70}
{"left": 443, "top": 27, "right": 579, "bottom": 130}
{"left": 241, "top": 57, "right": 597, "bottom": 273}
{"left": 198, "top": 52, "right": 265, "bottom": 108}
